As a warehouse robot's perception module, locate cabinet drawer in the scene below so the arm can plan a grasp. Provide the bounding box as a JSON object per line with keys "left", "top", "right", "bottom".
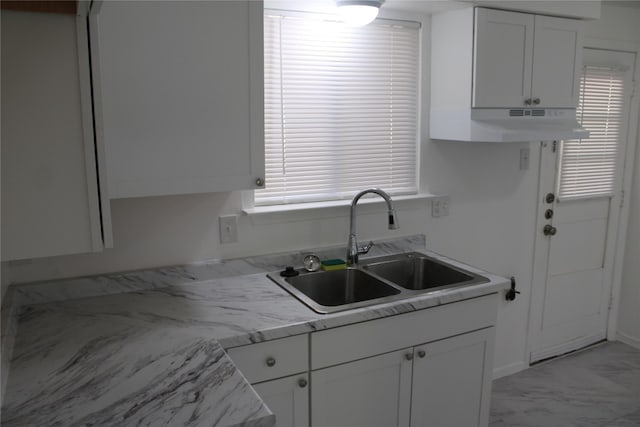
{"left": 227, "top": 334, "right": 308, "bottom": 383}
{"left": 311, "top": 294, "right": 498, "bottom": 370}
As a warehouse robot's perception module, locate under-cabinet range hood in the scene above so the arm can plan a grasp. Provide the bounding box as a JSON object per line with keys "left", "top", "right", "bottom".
{"left": 430, "top": 108, "right": 589, "bottom": 142}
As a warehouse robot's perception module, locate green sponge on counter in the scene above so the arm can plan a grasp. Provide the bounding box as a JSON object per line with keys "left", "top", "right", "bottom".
{"left": 321, "top": 259, "right": 347, "bottom": 271}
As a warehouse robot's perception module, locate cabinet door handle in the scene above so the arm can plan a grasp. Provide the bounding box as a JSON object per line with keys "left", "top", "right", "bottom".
{"left": 533, "top": 97, "right": 541, "bottom": 105}
{"left": 298, "top": 378, "right": 308, "bottom": 388}
{"left": 266, "top": 357, "right": 276, "bottom": 367}
{"left": 404, "top": 352, "right": 414, "bottom": 361}
{"left": 417, "top": 350, "right": 426, "bottom": 358}
{"left": 524, "top": 98, "right": 532, "bottom": 106}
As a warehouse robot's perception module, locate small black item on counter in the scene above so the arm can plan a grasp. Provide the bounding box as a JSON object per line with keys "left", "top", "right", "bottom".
{"left": 280, "top": 266, "right": 300, "bottom": 277}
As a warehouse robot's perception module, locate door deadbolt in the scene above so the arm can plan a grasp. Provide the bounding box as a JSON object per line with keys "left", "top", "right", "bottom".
{"left": 545, "top": 209, "right": 554, "bottom": 219}
{"left": 543, "top": 225, "right": 557, "bottom": 236}
{"left": 545, "top": 193, "right": 555, "bottom": 204}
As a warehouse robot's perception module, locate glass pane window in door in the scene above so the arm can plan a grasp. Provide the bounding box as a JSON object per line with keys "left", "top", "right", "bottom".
{"left": 558, "top": 66, "right": 626, "bottom": 200}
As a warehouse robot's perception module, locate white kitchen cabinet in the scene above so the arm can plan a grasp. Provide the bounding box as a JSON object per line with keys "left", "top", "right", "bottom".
{"left": 226, "top": 335, "right": 309, "bottom": 427}
{"left": 529, "top": 15, "right": 583, "bottom": 108}
{"left": 473, "top": 8, "right": 582, "bottom": 109}
{"left": 311, "top": 328, "right": 495, "bottom": 427}
{"left": 410, "top": 328, "right": 495, "bottom": 427}
{"left": 311, "top": 349, "right": 412, "bottom": 427}
{"left": 1, "top": 8, "right": 111, "bottom": 261}
{"left": 92, "top": 0, "right": 265, "bottom": 199}
{"left": 310, "top": 294, "right": 499, "bottom": 427}
{"left": 473, "top": 9, "right": 534, "bottom": 108}
{"left": 432, "top": 7, "right": 583, "bottom": 113}
{"left": 227, "top": 295, "right": 499, "bottom": 427}
{"left": 253, "top": 374, "right": 310, "bottom": 427}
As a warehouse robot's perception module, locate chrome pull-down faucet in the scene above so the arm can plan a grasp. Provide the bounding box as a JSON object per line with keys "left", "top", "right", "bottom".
{"left": 347, "top": 188, "right": 399, "bottom": 266}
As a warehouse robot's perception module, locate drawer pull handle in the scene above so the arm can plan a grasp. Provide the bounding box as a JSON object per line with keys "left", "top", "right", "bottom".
{"left": 298, "top": 378, "right": 308, "bottom": 388}
{"left": 417, "top": 350, "right": 426, "bottom": 358}
{"left": 266, "top": 357, "right": 276, "bottom": 367}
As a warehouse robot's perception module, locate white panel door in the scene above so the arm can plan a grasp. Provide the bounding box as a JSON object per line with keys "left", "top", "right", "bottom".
{"left": 531, "top": 15, "right": 583, "bottom": 108}
{"left": 529, "top": 49, "right": 636, "bottom": 362}
{"left": 410, "top": 328, "right": 495, "bottom": 427}
{"left": 253, "top": 374, "right": 309, "bottom": 427}
{"left": 473, "top": 8, "right": 534, "bottom": 108}
{"left": 311, "top": 349, "right": 412, "bottom": 427}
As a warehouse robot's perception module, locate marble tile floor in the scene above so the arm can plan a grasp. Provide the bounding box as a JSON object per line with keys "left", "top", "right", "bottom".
{"left": 490, "top": 342, "right": 640, "bottom": 427}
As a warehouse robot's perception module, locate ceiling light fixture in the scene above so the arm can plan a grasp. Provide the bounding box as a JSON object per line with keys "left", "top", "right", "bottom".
{"left": 336, "top": 0, "right": 385, "bottom": 27}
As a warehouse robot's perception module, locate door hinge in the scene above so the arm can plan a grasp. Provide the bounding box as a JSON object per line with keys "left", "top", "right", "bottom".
{"left": 620, "top": 189, "right": 625, "bottom": 208}
{"left": 552, "top": 140, "right": 558, "bottom": 153}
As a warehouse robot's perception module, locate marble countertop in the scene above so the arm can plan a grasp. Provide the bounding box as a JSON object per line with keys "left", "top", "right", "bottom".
{"left": 1, "top": 236, "right": 509, "bottom": 426}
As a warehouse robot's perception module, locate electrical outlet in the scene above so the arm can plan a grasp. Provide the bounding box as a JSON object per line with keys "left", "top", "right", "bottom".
{"left": 219, "top": 215, "right": 238, "bottom": 244}
{"left": 431, "top": 196, "right": 450, "bottom": 218}
{"left": 432, "top": 199, "right": 441, "bottom": 218}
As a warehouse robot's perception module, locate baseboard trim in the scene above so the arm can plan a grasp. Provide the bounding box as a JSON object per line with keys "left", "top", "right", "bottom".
{"left": 530, "top": 332, "right": 605, "bottom": 363}
{"left": 493, "top": 361, "right": 527, "bottom": 380}
{"left": 617, "top": 331, "right": 640, "bottom": 350}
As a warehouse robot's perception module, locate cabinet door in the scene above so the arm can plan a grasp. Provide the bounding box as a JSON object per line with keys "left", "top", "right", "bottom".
{"left": 95, "top": 1, "right": 264, "bottom": 198}
{"left": 473, "top": 8, "right": 534, "bottom": 108}
{"left": 312, "top": 349, "right": 412, "bottom": 427}
{"left": 1, "top": 10, "right": 105, "bottom": 261}
{"left": 253, "top": 374, "right": 309, "bottom": 427}
{"left": 531, "top": 15, "right": 583, "bottom": 108}
{"left": 410, "top": 328, "right": 495, "bottom": 427}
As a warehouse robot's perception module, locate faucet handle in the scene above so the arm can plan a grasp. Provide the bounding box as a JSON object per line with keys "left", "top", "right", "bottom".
{"left": 358, "top": 241, "right": 374, "bottom": 255}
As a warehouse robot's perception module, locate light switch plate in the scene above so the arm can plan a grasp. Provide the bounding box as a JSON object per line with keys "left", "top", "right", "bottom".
{"left": 520, "top": 147, "right": 530, "bottom": 171}
{"left": 219, "top": 215, "right": 238, "bottom": 244}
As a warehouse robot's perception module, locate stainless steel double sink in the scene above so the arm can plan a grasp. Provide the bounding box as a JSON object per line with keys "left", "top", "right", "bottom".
{"left": 267, "top": 252, "right": 489, "bottom": 314}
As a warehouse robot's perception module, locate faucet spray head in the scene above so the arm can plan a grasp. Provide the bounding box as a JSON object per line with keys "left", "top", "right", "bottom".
{"left": 388, "top": 209, "right": 399, "bottom": 230}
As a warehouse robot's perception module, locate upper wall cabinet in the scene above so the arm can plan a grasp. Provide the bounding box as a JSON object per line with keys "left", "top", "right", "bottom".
{"left": 473, "top": 8, "right": 583, "bottom": 109}
{"left": 430, "top": 7, "right": 586, "bottom": 142}
{"left": 431, "top": 7, "right": 583, "bottom": 111}
{"left": 1, "top": 9, "right": 111, "bottom": 261}
{"left": 92, "top": 1, "right": 265, "bottom": 199}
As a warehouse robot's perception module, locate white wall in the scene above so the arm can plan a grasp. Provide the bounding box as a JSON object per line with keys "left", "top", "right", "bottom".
{"left": 2, "top": 3, "right": 639, "bottom": 377}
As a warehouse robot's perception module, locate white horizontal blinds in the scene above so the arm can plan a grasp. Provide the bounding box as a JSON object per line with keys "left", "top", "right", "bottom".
{"left": 257, "top": 12, "right": 419, "bottom": 206}
{"left": 558, "top": 66, "right": 625, "bottom": 200}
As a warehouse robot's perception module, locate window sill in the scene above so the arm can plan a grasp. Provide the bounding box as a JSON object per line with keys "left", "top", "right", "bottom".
{"left": 242, "top": 193, "right": 442, "bottom": 224}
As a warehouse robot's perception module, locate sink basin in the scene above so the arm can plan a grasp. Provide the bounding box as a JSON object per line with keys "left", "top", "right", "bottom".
{"left": 267, "top": 268, "right": 401, "bottom": 314}
{"left": 268, "top": 252, "right": 490, "bottom": 314}
{"left": 362, "top": 252, "right": 489, "bottom": 292}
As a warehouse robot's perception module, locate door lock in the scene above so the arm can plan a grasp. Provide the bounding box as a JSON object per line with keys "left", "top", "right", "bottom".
{"left": 505, "top": 277, "right": 520, "bottom": 301}
{"left": 545, "top": 193, "right": 555, "bottom": 204}
{"left": 543, "top": 224, "right": 557, "bottom": 236}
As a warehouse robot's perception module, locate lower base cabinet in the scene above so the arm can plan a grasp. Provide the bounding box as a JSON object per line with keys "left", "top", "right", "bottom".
{"left": 227, "top": 294, "right": 499, "bottom": 427}
{"left": 312, "top": 328, "right": 494, "bottom": 427}
{"left": 253, "top": 374, "right": 309, "bottom": 427}
{"left": 410, "top": 328, "right": 494, "bottom": 427}
{"left": 312, "top": 349, "right": 412, "bottom": 427}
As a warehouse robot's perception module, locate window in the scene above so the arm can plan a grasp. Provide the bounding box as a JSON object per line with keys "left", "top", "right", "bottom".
{"left": 558, "top": 65, "right": 627, "bottom": 200}
{"left": 256, "top": 11, "right": 420, "bottom": 206}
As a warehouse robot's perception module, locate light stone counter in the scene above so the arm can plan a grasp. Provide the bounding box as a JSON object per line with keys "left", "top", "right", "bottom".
{"left": 1, "top": 236, "right": 509, "bottom": 426}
